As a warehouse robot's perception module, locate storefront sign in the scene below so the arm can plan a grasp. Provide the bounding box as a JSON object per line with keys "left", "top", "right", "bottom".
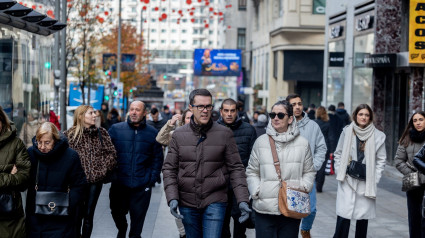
{"left": 355, "top": 15, "right": 374, "bottom": 32}
{"left": 330, "top": 26, "right": 344, "bottom": 39}
{"left": 313, "top": 0, "right": 326, "bottom": 15}
{"left": 329, "top": 52, "right": 344, "bottom": 67}
{"left": 409, "top": 0, "right": 425, "bottom": 63}
{"left": 363, "top": 54, "right": 397, "bottom": 67}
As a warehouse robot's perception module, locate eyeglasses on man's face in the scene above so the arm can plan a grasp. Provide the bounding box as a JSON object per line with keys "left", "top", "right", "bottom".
{"left": 269, "top": 112, "right": 288, "bottom": 120}
{"left": 191, "top": 104, "right": 214, "bottom": 111}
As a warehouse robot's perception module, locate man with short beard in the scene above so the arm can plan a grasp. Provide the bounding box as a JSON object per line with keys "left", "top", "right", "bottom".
{"left": 108, "top": 101, "right": 164, "bottom": 238}
{"left": 217, "top": 98, "right": 257, "bottom": 238}
{"left": 163, "top": 89, "right": 251, "bottom": 238}
{"left": 286, "top": 94, "right": 327, "bottom": 238}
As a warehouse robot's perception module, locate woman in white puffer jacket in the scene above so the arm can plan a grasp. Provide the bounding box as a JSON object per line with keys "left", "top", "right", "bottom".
{"left": 246, "top": 100, "right": 316, "bottom": 238}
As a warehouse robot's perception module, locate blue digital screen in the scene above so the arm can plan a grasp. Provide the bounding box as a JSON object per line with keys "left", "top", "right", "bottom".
{"left": 69, "top": 83, "right": 104, "bottom": 110}
{"left": 193, "top": 49, "right": 242, "bottom": 76}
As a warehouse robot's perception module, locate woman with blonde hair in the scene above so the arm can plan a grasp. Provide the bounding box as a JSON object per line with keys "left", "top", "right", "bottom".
{"left": 26, "top": 122, "right": 86, "bottom": 237}
{"left": 314, "top": 106, "right": 335, "bottom": 192}
{"left": 64, "top": 105, "right": 117, "bottom": 238}
{"left": 0, "top": 105, "right": 31, "bottom": 238}
{"left": 333, "top": 104, "right": 386, "bottom": 238}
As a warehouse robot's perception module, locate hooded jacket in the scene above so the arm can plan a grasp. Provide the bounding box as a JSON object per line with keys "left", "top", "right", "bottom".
{"left": 253, "top": 118, "right": 268, "bottom": 138}
{"left": 246, "top": 120, "right": 316, "bottom": 215}
{"left": 162, "top": 121, "right": 250, "bottom": 209}
{"left": 0, "top": 125, "right": 31, "bottom": 238}
{"left": 336, "top": 108, "right": 351, "bottom": 127}
{"left": 108, "top": 119, "right": 164, "bottom": 188}
{"left": 26, "top": 135, "right": 86, "bottom": 238}
{"left": 296, "top": 112, "right": 327, "bottom": 171}
{"left": 147, "top": 113, "right": 167, "bottom": 131}
{"left": 217, "top": 116, "right": 257, "bottom": 167}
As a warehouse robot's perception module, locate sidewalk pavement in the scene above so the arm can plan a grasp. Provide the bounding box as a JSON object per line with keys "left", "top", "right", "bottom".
{"left": 92, "top": 165, "right": 409, "bottom": 238}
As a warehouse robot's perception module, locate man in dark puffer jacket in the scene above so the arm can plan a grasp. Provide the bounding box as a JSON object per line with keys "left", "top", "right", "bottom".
{"left": 217, "top": 98, "right": 257, "bottom": 238}
{"left": 108, "top": 101, "right": 164, "bottom": 238}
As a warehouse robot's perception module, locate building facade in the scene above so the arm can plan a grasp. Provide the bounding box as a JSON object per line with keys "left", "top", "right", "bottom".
{"left": 245, "top": 0, "right": 325, "bottom": 111}
{"left": 323, "top": 0, "right": 421, "bottom": 163}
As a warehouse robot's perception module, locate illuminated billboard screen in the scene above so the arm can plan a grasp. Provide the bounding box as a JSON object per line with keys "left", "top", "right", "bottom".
{"left": 193, "top": 49, "right": 242, "bottom": 76}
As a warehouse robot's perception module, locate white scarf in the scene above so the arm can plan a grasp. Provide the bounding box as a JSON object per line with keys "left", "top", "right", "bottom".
{"left": 336, "top": 122, "right": 377, "bottom": 198}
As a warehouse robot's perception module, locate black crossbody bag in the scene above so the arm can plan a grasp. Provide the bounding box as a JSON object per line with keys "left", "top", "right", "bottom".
{"left": 34, "top": 162, "right": 69, "bottom": 216}
{"left": 346, "top": 135, "right": 366, "bottom": 181}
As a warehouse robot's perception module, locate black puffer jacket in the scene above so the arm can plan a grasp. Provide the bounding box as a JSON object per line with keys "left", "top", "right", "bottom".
{"left": 217, "top": 117, "right": 257, "bottom": 167}
{"left": 314, "top": 119, "right": 333, "bottom": 154}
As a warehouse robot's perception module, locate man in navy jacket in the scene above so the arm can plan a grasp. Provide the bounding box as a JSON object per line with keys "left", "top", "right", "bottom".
{"left": 108, "top": 101, "right": 164, "bottom": 238}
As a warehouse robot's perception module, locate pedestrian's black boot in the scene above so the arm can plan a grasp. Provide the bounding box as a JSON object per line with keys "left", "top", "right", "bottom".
{"left": 117, "top": 228, "right": 127, "bottom": 238}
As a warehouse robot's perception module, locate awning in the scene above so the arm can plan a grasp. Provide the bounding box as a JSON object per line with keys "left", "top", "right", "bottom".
{"left": 0, "top": 0, "right": 66, "bottom": 36}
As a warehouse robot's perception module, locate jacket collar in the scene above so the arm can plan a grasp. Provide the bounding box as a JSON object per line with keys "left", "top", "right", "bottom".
{"left": 127, "top": 117, "right": 147, "bottom": 130}
{"left": 216, "top": 116, "right": 243, "bottom": 130}
{"left": 296, "top": 112, "right": 310, "bottom": 129}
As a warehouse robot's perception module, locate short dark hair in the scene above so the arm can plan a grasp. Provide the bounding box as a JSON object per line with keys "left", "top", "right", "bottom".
{"left": 220, "top": 98, "right": 237, "bottom": 109}
{"left": 328, "top": 105, "right": 336, "bottom": 112}
{"left": 310, "top": 103, "right": 316, "bottom": 108}
{"left": 151, "top": 108, "right": 159, "bottom": 114}
{"left": 352, "top": 104, "right": 374, "bottom": 126}
{"left": 163, "top": 105, "right": 169, "bottom": 110}
{"left": 338, "top": 102, "right": 345, "bottom": 108}
{"left": 286, "top": 93, "right": 302, "bottom": 102}
{"left": 189, "top": 89, "right": 212, "bottom": 105}
{"left": 271, "top": 100, "right": 293, "bottom": 117}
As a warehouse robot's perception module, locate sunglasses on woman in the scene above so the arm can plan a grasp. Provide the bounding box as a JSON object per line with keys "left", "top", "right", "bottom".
{"left": 269, "top": 112, "right": 287, "bottom": 119}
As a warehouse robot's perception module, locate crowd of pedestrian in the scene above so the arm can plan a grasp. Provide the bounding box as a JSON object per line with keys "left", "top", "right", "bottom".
{"left": 1, "top": 88, "right": 425, "bottom": 238}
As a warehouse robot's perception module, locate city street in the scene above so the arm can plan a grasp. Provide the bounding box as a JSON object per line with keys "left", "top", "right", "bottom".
{"left": 91, "top": 165, "right": 409, "bottom": 238}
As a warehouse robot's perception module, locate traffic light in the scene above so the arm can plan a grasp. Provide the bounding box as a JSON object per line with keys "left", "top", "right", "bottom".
{"left": 129, "top": 89, "right": 133, "bottom": 93}
{"left": 113, "top": 86, "right": 118, "bottom": 97}
{"left": 44, "top": 62, "right": 51, "bottom": 69}
{"left": 163, "top": 75, "right": 167, "bottom": 79}
{"left": 104, "top": 95, "right": 110, "bottom": 101}
{"left": 105, "top": 70, "right": 112, "bottom": 76}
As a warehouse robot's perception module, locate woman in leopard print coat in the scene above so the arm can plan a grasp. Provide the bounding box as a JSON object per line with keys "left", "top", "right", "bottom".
{"left": 64, "top": 105, "right": 117, "bottom": 238}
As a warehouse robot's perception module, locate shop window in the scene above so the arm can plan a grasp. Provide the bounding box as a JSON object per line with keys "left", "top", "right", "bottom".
{"left": 327, "top": 40, "right": 345, "bottom": 106}
{"left": 352, "top": 33, "right": 374, "bottom": 109}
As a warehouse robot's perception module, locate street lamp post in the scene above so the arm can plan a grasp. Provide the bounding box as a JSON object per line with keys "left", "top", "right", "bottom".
{"left": 60, "top": 0, "right": 67, "bottom": 131}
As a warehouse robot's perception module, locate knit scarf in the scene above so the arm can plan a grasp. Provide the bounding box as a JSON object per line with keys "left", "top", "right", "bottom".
{"left": 336, "top": 122, "right": 377, "bottom": 198}
{"left": 189, "top": 115, "right": 213, "bottom": 137}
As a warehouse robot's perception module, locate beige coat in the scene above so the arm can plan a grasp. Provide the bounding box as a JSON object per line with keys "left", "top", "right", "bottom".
{"left": 246, "top": 120, "right": 316, "bottom": 215}
{"left": 19, "top": 120, "right": 41, "bottom": 148}
{"left": 334, "top": 126, "right": 386, "bottom": 220}
{"left": 156, "top": 120, "right": 176, "bottom": 146}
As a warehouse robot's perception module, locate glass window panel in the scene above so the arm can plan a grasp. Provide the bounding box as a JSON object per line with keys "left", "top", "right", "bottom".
{"left": 327, "top": 40, "right": 345, "bottom": 106}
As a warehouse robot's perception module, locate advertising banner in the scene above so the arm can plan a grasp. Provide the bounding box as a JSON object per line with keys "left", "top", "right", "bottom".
{"left": 409, "top": 0, "right": 425, "bottom": 63}
{"left": 103, "top": 53, "right": 136, "bottom": 71}
{"left": 69, "top": 83, "right": 104, "bottom": 110}
{"left": 193, "top": 49, "right": 241, "bottom": 76}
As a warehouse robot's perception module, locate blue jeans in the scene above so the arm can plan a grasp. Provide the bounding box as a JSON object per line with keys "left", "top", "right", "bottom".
{"left": 301, "top": 182, "right": 317, "bottom": 231}
{"left": 179, "top": 202, "right": 227, "bottom": 238}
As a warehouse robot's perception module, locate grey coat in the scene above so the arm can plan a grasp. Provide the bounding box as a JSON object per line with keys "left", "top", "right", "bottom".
{"left": 394, "top": 142, "right": 425, "bottom": 185}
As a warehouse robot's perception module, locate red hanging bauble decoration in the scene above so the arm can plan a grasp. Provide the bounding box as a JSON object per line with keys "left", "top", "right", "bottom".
{"left": 205, "top": 2, "right": 209, "bottom": 5}
{"left": 154, "top": 7, "right": 159, "bottom": 11}
{"left": 31, "top": 5, "right": 36, "bottom": 10}
{"left": 104, "top": 11, "right": 109, "bottom": 16}
{"left": 189, "top": 12, "right": 194, "bottom": 16}
{"left": 191, "top": 18, "right": 195, "bottom": 23}
{"left": 161, "top": 13, "right": 167, "bottom": 19}
{"left": 209, "top": 7, "right": 213, "bottom": 11}
{"left": 218, "top": 12, "right": 223, "bottom": 16}
{"left": 142, "top": 6, "right": 147, "bottom": 10}
{"left": 144, "top": 0, "right": 150, "bottom": 3}
{"left": 186, "top": 0, "right": 192, "bottom": 5}
{"left": 227, "top": 25, "right": 231, "bottom": 29}
{"left": 205, "top": 24, "right": 209, "bottom": 28}
{"left": 178, "top": 10, "right": 183, "bottom": 14}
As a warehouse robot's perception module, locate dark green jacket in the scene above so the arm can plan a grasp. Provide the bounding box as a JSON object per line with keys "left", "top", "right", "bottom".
{"left": 0, "top": 125, "right": 31, "bottom": 238}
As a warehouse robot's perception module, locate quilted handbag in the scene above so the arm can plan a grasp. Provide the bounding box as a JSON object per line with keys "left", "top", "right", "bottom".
{"left": 402, "top": 162, "right": 420, "bottom": 192}
{"left": 269, "top": 136, "right": 310, "bottom": 219}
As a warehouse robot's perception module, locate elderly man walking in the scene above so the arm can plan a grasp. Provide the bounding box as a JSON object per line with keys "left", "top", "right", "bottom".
{"left": 162, "top": 89, "right": 251, "bottom": 238}
{"left": 108, "top": 101, "right": 164, "bottom": 238}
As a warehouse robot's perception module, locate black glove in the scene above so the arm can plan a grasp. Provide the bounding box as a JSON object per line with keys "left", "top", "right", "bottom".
{"left": 238, "top": 202, "right": 252, "bottom": 223}
{"left": 169, "top": 199, "right": 184, "bottom": 219}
